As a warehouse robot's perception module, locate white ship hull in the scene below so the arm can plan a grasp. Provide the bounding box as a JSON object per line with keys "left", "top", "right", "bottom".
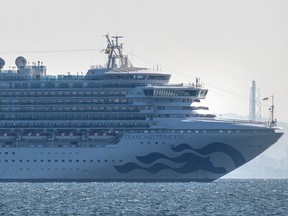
{"left": 0, "top": 126, "right": 282, "bottom": 182}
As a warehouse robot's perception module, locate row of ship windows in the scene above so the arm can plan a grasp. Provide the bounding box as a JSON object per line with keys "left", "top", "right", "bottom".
{"left": 0, "top": 159, "right": 122, "bottom": 163}
{"left": 144, "top": 89, "right": 199, "bottom": 97}
{"left": 0, "top": 114, "right": 147, "bottom": 120}
{"left": 0, "top": 98, "right": 130, "bottom": 105}
{"left": 0, "top": 90, "right": 127, "bottom": 97}
{"left": 156, "top": 106, "right": 208, "bottom": 110}
{"left": 0, "top": 121, "right": 150, "bottom": 128}
{"left": 1, "top": 151, "right": 84, "bottom": 155}
{"left": 13, "top": 168, "right": 87, "bottom": 171}
{"left": 0, "top": 106, "right": 145, "bottom": 112}
{"left": 0, "top": 152, "right": 80, "bottom": 155}
{"left": 153, "top": 114, "right": 215, "bottom": 118}
{"left": 155, "top": 99, "right": 193, "bottom": 103}
{"left": 0, "top": 129, "right": 263, "bottom": 134}
{"left": 0, "top": 152, "right": 15, "bottom": 155}
{"left": 0, "top": 98, "right": 193, "bottom": 106}
{"left": 0, "top": 80, "right": 155, "bottom": 88}
{"left": 140, "top": 141, "right": 166, "bottom": 145}
{"left": 14, "top": 168, "right": 81, "bottom": 171}
{"left": 13, "top": 82, "right": 91, "bottom": 89}
{"left": 10, "top": 80, "right": 166, "bottom": 88}
{"left": 100, "top": 74, "right": 170, "bottom": 80}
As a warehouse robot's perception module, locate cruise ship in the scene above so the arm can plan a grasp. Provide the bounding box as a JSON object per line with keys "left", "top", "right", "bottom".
{"left": 0, "top": 35, "right": 284, "bottom": 182}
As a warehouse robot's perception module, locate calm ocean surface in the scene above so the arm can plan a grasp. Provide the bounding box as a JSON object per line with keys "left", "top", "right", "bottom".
{"left": 0, "top": 179, "right": 287, "bottom": 216}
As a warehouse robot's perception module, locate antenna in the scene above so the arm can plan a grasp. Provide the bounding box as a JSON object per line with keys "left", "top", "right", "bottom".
{"left": 111, "top": 35, "right": 123, "bottom": 47}
{"left": 104, "top": 34, "right": 127, "bottom": 69}
{"left": 262, "top": 95, "right": 276, "bottom": 127}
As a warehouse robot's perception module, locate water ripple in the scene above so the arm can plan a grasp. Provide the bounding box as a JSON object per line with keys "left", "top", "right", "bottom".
{"left": 0, "top": 179, "right": 287, "bottom": 216}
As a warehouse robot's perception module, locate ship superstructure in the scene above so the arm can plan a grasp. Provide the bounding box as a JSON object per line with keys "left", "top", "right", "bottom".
{"left": 0, "top": 35, "right": 283, "bottom": 182}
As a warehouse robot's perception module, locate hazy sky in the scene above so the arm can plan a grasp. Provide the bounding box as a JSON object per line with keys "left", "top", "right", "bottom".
{"left": 1, "top": 0, "right": 287, "bottom": 121}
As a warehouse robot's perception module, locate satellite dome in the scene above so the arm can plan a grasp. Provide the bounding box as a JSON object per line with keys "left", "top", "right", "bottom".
{"left": 0, "top": 58, "right": 5, "bottom": 69}
{"left": 15, "top": 56, "right": 27, "bottom": 68}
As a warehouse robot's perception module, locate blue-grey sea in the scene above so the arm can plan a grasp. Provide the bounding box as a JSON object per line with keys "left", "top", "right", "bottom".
{"left": 0, "top": 179, "right": 287, "bottom": 216}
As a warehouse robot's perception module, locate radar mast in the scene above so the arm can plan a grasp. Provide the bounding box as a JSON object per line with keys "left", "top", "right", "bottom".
{"left": 105, "top": 34, "right": 131, "bottom": 69}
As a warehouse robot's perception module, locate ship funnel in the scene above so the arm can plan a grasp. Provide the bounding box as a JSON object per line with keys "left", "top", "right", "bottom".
{"left": 15, "top": 56, "right": 27, "bottom": 68}
{"left": 0, "top": 58, "right": 5, "bottom": 70}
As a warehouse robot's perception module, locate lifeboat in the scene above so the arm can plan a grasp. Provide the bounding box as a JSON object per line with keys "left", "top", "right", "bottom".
{"left": 22, "top": 132, "right": 48, "bottom": 141}
{"left": 55, "top": 132, "right": 81, "bottom": 140}
{"left": 0, "top": 132, "right": 16, "bottom": 141}
{"left": 88, "top": 132, "right": 116, "bottom": 142}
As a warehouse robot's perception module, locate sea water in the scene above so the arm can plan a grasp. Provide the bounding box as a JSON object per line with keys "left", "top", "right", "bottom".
{"left": 0, "top": 179, "right": 287, "bottom": 216}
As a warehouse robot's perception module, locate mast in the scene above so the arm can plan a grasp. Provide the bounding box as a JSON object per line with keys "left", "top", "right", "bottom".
{"left": 263, "top": 95, "right": 276, "bottom": 127}
{"left": 105, "top": 34, "right": 129, "bottom": 69}
{"left": 271, "top": 95, "right": 275, "bottom": 126}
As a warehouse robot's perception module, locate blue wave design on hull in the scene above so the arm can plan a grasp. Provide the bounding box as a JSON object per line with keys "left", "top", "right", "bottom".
{"left": 172, "top": 142, "right": 246, "bottom": 167}
{"left": 115, "top": 161, "right": 226, "bottom": 174}
{"left": 136, "top": 152, "right": 207, "bottom": 164}
{"left": 114, "top": 142, "right": 246, "bottom": 174}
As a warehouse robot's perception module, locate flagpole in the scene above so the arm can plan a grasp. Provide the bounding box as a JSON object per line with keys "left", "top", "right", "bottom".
{"left": 262, "top": 95, "right": 276, "bottom": 127}
{"left": 271, "top": 95, "right": 275, "bottom": 126}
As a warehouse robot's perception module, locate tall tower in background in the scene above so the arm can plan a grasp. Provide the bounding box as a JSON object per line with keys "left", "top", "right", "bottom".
{"left": 249, "top": 81, "right": 256, "bottom": 121}
{"left": 249, "top": 80, "right": 261, "bottom": 121}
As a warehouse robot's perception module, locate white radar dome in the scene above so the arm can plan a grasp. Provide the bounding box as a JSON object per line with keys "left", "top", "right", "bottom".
{"left": 15, "top": 56, "right": 27, "bottom": 68}
{"left": 0, "top": 58, "right": 5, "bottom": 69}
